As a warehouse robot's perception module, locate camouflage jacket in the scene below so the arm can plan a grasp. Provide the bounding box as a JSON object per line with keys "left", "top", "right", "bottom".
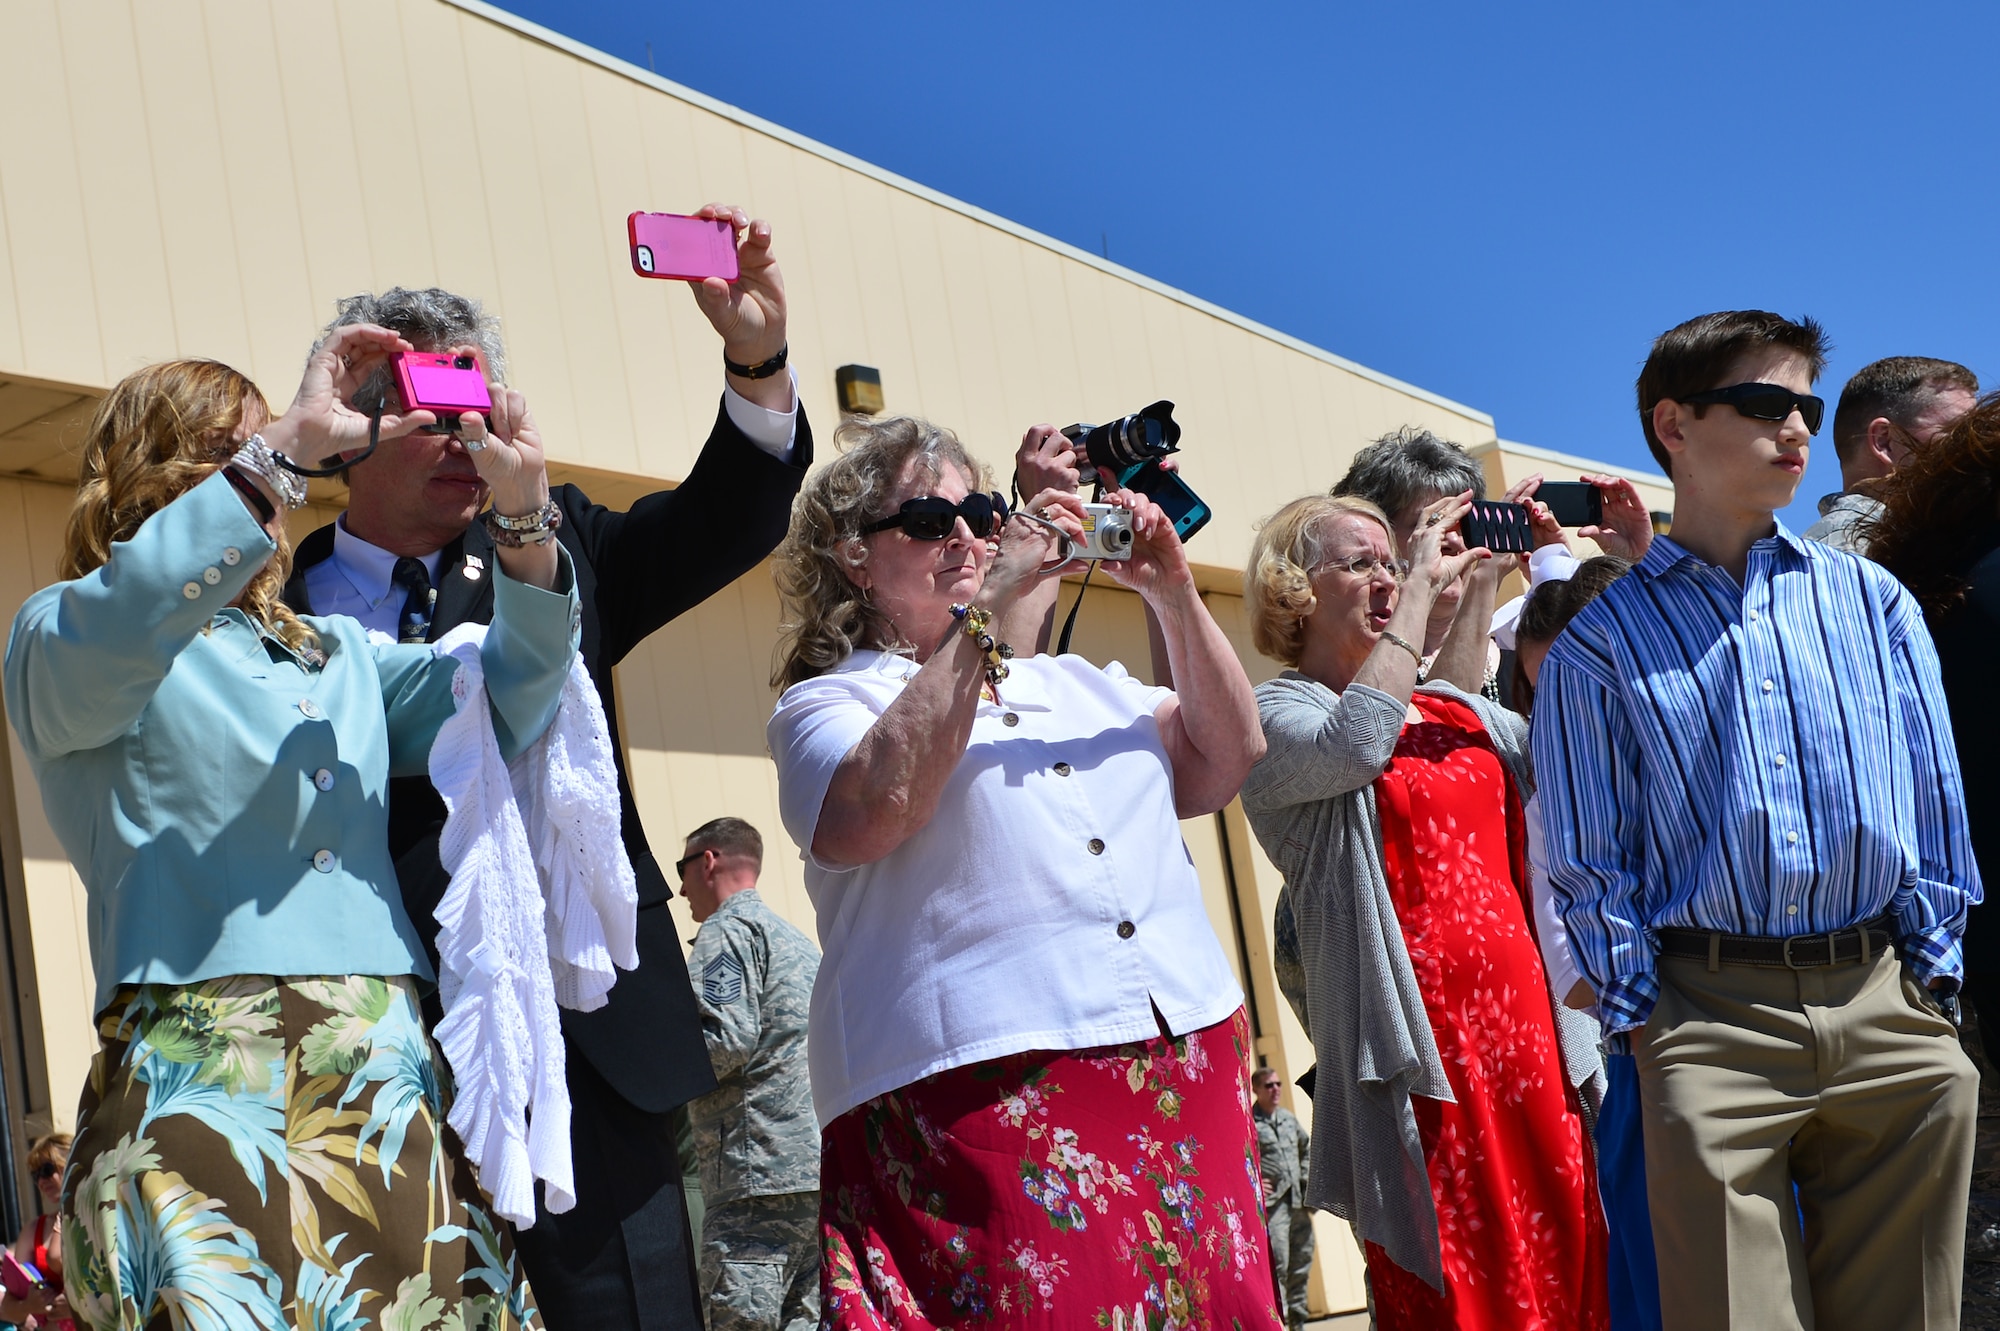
{"left": 686, "top": 889, "right": 822, "bottom": 1204}
{"left": 1254, "top": 1103, "right": 1310, "bottom": 1209}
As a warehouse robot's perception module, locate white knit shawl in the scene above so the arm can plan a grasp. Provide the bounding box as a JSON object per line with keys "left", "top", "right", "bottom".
{"left": 426, "top": 623, "right": 639, "bottom": 1226}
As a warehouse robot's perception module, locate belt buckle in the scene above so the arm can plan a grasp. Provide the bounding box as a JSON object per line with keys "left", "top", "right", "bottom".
{"left": 1781, "top": 934, "right": 1820, "bottom": 969}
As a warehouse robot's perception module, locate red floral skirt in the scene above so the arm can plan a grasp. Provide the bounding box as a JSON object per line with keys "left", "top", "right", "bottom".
{"left": 820, "top": 1008, "right": 1283, "bottom": 1331}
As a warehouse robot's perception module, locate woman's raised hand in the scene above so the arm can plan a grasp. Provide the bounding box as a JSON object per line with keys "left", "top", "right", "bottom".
{"left": 1408, "top": 491, "right": 1489, "bottom": 599}
{"left": 981, "top": 489, "right": 1085, "bottom": 609}
{"left": 1502, "top": 473, "right": 1567, "bottom": 560}
{"left": 1095, "top": 487, "right": 1192, "bottom": 602}
{"left": 262, "top": 324, "right": 436, "bottom": 469}
{"left": 1577, "top": 474, "right": 1654, "bottom": 561}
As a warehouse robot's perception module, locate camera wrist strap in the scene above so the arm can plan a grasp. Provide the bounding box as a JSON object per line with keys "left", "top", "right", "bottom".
{"left": 274, "top": 406, "right": 383, "bottom": 479}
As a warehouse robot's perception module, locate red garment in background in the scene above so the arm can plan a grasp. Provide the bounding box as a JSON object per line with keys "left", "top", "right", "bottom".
{"left": 1364, "top": 693, "right": 1609, "bottom": 1331}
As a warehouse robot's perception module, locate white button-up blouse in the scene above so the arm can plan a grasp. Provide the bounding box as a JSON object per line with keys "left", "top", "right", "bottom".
{"left": 769, "top": 650, "right": 1244, "bottom": 1128}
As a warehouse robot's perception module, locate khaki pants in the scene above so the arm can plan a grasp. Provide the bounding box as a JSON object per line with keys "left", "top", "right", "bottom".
{"left": 1635, "top": 947, "right": 1978, "bottom": 1331}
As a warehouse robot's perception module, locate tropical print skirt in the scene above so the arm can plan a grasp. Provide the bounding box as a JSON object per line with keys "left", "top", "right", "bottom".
{"left": 820, "top": 1007, "right": 1282, "bottom": 1331}
{"left": 62, "top": 975, "right": 539, "bottom": 1331}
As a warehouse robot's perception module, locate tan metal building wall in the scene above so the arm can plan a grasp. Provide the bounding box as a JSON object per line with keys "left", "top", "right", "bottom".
{"left": 0, "top": 0, "right": 1673, "bottom": 1310}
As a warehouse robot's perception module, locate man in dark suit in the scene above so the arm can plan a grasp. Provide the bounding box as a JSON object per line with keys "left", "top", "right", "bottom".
{"left": 283, "top": 205, "right": 811, "bottom": 1331}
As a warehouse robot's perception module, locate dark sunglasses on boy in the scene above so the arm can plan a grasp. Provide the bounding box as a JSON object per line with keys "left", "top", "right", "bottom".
{"left": 31, "top": 1161, "right": 59, "bottom": 1182}
{"left": 1675, "top": 382, "right": 1825, "bottom": 435}
{"left": 862, "top": 492, "right": 1011, "bottom": 541}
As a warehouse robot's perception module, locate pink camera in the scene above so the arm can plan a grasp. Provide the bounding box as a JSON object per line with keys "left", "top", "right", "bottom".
{"left": 392, "top": 350, "right": 493, "bottom": 433}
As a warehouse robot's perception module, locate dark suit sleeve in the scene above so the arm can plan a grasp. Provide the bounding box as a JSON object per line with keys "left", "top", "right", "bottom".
{"left": 563, "top": 394, "right": 813, "bottom": 668}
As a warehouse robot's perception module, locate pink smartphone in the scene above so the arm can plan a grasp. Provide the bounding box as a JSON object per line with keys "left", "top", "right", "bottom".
{"left": 391, "top": 350, "right": 493, "bottom": 432}
{"left": 0, "top": 1250, "right": 45, "bottom": 1300}
{"left": 627, "top": 212, "right": 739, "bottom": 282}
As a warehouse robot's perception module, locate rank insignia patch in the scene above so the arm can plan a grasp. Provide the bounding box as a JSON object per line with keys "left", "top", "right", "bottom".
{"left": 702, "top": 953, "right": 746, "bottom": 1005}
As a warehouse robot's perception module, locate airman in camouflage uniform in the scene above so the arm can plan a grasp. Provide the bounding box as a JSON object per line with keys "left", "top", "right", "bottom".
{"left": 1253, "top": 1066, "right": 1314, "bottom": 1331}
{"left": 677, "top": 817, "right": 821, "bottom": 1331}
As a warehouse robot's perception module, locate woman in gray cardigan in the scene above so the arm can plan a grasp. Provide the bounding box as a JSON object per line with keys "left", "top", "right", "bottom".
{"left": 1238, "top": 492, "right": 1607, "bottom": 1330}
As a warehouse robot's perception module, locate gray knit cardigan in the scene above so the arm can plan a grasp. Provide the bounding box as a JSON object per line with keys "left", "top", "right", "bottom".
{"left": 1239, "top": 672, "right": 1537, "bottom": 1292}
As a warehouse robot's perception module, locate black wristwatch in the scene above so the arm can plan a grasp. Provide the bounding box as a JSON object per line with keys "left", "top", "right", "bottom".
{"left": 724, "top": 344, "right": 788, "bottom": 380}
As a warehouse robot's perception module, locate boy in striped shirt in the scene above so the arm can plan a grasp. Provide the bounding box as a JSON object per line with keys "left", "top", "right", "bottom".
{"left": 1532, "top": 310, "right": 1980, "bottom": 1331}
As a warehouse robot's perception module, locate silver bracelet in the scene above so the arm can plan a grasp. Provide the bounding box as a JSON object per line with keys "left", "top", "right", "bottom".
{"left": 229, "top": 435, "right": 308, "bottom": 511}
{"left": 1380, "top": 630, "right": 1423, "bottom": 666}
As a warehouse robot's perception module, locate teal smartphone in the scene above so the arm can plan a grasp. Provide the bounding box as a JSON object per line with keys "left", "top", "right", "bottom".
{"left": 1116, "top": 459, "right": 1211, "bottom": 543}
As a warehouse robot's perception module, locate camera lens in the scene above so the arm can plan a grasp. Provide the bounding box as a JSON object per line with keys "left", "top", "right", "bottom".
{"left": 454, "top": 354, "right": 475, "bottom": 370}
{"left": 1073, "top": 401, "right": 1181, "bottom": 473}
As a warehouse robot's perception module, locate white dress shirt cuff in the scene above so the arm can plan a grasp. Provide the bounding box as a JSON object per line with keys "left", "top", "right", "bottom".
{"left": 724, "top": 369, "right": 799, "bottom": 461}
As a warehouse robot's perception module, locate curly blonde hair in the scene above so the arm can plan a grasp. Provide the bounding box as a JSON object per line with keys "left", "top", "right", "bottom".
{"left": 1244, "top": 494, "right": 1395, "bottom": 667}
{"left": 771, "top": 415, "right": 992, "bottom": 690}
{"left": 61, "top": 360, "right": 317, "bottom": 655}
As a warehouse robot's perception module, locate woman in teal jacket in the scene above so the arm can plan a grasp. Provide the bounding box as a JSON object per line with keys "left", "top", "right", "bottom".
{"left": 4, "top": 325, "right": 576, "bottom": 1331}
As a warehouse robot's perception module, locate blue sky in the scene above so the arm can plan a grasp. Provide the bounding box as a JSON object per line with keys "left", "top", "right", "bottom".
{"left": 500, "top": 0, "right": 1996, "bottom": 532}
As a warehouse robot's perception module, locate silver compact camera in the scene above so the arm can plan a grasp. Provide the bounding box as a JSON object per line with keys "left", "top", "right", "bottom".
{"left": 1076, "top": 503, "right": 1135, "bottom": 561}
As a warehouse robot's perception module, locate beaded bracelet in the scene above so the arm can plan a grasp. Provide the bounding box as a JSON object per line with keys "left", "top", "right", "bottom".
{"left": 229, "top": 435, "right": 308, "bottom": 511}
{"left": 949, "top": 602, "right": 1013, "bottom": 693}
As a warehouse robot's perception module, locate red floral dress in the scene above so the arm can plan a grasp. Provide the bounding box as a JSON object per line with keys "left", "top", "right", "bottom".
{"left": 818, "top": 1009, "right": 1282, "bottom": 1331}
{"left": 1365, "top": 693, "right": 1609, "bottom": 1330}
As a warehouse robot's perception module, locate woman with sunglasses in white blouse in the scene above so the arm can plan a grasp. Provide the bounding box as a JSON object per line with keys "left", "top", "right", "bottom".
{"left": 766, "top": 414, "right": 1273, "bottom": 1331}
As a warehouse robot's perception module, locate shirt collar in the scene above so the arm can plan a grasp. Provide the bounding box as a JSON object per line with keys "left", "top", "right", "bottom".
{"left": 1818, "top": 491, "right": 1882, "bottom": 519}
{"left": 827, "top": 648, "right": 919, "bottom": 679}
{"left": 824, "top": 648, "right": 1054, "bottom": 712}
{"left": 1634, "top": 518, "right": 1817, "bottom": 581}
{"left": 331, "top": 516, "right": 444, "bottom": 606}
{"left": 711, "top": 888, "right": 762, "bottom": 921}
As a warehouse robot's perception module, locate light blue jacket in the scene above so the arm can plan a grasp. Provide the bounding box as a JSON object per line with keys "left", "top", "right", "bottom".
{"left": 5, "top": 470, "right": 581, "bottom": 1012}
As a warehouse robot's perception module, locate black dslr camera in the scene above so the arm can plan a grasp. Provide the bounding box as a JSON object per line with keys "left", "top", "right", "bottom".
{"left": 1058, "top": 401, "right": 1210, "bottom": 546}
{"left": 1060, "top": 400, "right": 1181, "bottom": 473}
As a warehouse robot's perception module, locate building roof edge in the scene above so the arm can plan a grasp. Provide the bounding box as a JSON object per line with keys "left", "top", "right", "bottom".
{"left": 439, "top": 0, "right": 1496, "bottom": 430}
{"left": 1473, "top": 438, "right": 1670, "bottom": 491}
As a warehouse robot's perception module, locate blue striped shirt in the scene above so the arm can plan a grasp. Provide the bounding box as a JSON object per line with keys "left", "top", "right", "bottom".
{"left": 1530, "top": 522, "right": 1980, "bottom": 1033}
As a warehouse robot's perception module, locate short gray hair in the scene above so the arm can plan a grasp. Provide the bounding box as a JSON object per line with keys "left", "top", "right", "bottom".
{"left": 684, "top": 816, "right": 764, "bottom": 867}
{"left": 323, "top": 287, "right": 508, "bottom": 413}
{"left": 1332, "top": 425, "right": 1486, "bottom": 519}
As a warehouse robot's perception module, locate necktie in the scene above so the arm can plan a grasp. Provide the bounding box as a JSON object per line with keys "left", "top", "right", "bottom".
{"left": 391, "top": 557, "right": 434, "bottom": 644}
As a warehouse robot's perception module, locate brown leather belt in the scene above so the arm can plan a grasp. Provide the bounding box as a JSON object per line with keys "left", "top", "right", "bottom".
{"left": 1655, "top": 915, "right": 1896, "bottom": 970}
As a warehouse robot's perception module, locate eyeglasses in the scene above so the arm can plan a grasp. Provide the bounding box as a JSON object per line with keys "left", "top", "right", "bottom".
{"left": 862, "top": 492, "right": 1010, "bottom": 541}
{"left": 30, "top": 1162, "right": 59, "bottom": 1183}
{"left": 1314, "top": 554, "right": 1410, "bottom": 583}
{"left": 673, "top": 851, "right": 706, "bottom": 882}
{"left": 1676, "top": 382, "right": 1825, "bottom": 435}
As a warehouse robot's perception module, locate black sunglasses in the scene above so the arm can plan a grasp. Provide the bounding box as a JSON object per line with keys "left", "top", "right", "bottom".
{"left": 1676, "top": 382, "right": 1824, "bottom": 435}
{"left": 31, "top": 1162, "right": 59, "bottom": 1183}
{"left": 862, "top": 492, "right": 1010, "bottom": 541}
{"left": 673, "top": 851, "right": 705, "bottom": 882}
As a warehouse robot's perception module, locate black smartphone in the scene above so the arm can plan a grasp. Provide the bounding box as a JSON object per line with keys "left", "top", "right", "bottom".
{"left": 1116, "top": 459, "right": 1212, "bottom": 543}
{"left": 1462, "top": 500, "right": 1534, "bottom": 554}
{"left": 1535, "top": 481, "right": 1603, "bottom": 528}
